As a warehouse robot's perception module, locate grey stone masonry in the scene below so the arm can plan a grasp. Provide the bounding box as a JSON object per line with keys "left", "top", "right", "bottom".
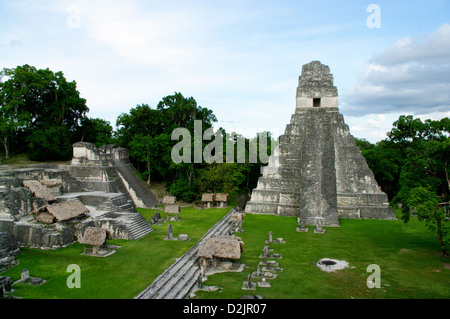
{"left": 245, "top": 61, "right": 396, "bottom": 226}
{"left": 69, "top": 142, "right": 158, "bottom": 208}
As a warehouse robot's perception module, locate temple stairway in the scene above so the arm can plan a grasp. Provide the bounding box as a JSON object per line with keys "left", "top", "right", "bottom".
{"left": 113, "top": 161, "right": 158, "bottom": 208}
{"left": 245, "top": 108, "right": 395, "bottom": 226}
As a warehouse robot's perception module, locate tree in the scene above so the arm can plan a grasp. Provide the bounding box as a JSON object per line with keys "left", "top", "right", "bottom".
{"left": 404, "top": 187, "right": 449, "bottom": 256}
{"left": 362, "top": 140, "right": 404, "bottom": 200}
{"left": 129, "top": 134, "right": 154, "bottom": 185}
{"left": 196, "top": 163, "right": 246, "bottom": 196}
{"left": 388, "top": 115, "right": 449, "bottom": 256}
{"left": 115, "top": 104, "right": 162, "bottom": 149}
{"left": 115, "top": 93, "right": 218, "bottom": 191}
{"left": 78, "top": 117, "right": 115, "bottom": 147}
{"left": 0, "top": 65, "right": 88, "bottom": 160}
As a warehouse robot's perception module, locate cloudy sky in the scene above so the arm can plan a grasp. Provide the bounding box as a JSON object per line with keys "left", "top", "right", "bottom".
{"left": 1, "top": 0, "right": 449, "bottom": 143}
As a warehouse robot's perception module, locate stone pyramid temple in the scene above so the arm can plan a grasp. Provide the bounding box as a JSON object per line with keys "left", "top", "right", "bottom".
{"left": 244, "top": 61, "right": 396, "bottom": 226}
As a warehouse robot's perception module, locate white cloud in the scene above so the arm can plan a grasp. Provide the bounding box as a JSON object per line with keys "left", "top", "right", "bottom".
{"left": 342, "top": 23, "right": 450, "bottom": 117}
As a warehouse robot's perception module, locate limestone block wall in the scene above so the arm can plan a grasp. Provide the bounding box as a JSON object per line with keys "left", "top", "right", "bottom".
{"left": 71, "top": 142, "right": 129, "bottom": 166}
{"left": 0, "top": 219, "right": 81, "bottom": 249}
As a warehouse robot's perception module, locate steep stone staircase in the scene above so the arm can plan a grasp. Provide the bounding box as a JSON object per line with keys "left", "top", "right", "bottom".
{"left": 113, "top": 161, "right": 158, "bottom": 208}
{"left": 126, "top": 213, "right": 154, "bottom": 240}
{"left": 135, "top": 209, "right": 235, "bottom": 299}
{"left": 96, "top": 193, "right": 136, "bottom": 212}
{"left": 97, "top": 211, "right": 154, "bottom": 240}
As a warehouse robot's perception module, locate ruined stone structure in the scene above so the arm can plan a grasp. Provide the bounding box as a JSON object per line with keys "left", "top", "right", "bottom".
{"left": 197, "top": 235, "right": 244, "bottom": 274}
{"left": 245, "top": 61, "right": 396, "bottom": 226}
{"left": 69, "top": 142, "right": 157, "bottom": 209}
{"left": 0, "top": 142, "right": 156, "bottom": 250}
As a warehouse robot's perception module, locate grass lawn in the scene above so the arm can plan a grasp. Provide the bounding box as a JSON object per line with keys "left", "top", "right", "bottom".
{"left": 1, "top": 207, "right": 448, "bottom": 299}
{"left": 193, "top": 210, "right": 450, "bottom": 299}
{"left": 0, "top": 206, "right": 229, "bottom": 299}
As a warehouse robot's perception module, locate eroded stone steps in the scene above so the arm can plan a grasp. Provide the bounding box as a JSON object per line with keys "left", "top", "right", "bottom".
{"left": 113, "top": 162, "right": 158, "bottom": 208}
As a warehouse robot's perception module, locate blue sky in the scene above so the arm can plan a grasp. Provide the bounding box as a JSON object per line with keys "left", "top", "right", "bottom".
{"left": 1, "top": 0, "right": 449, "bottom": 143}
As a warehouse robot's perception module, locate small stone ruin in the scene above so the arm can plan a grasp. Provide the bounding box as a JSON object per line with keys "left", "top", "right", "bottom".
{"left": 202, "top": 193, "right": 214, "bottom": 208}
{"left": 165, "top": 205, "right": 180, "bottom": 221}
{"left": 215, "top": 193, "right": 229, "bottom": 207}
{"left": 79, "top": 226, "right": 117, "bottom": 257}
{"left": 162, "top": 195, "right": 176, "bottom": 205}
{"left": 197, "top": 235, "right": 244, "bottom": 275}
{"left": 0, "top": 142, "right": 157, "bottom": 250}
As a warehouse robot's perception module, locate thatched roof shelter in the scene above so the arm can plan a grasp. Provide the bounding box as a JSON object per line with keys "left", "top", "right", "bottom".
{"left": 23, "top": 180, "right": 56, "bottom": 203}
{"left": 79, "top": 227, "right": 107, "bottom": 246}
{"left": 197, "top": 235, "right": 243, "bottom": 260}
{"left": 202, "top": 193, "right": 215, "bottom": 202}
{"left": 33, "top": 200, "right": 89, "bottom": 224}
{"left": 215, "top": 193, "right": 229, "bottom": 202}
{"left": 162, "top": 195, "right": 176, "bottom": 205}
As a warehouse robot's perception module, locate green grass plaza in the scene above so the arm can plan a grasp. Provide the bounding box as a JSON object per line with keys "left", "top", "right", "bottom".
{"left": 2, "top": 206, "right": 448, "bottom": 299}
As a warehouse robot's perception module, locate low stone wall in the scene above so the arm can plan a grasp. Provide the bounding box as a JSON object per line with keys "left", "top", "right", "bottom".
{"left": 0, "top": 218, "right": 90, "bottom": 250}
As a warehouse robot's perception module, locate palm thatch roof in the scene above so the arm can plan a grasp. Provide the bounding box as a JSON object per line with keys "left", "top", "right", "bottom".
{"left": 197, "top": 235, "right": 243, "bottom": 260}
{"left": 162, "top": 195, "right": 176, "bottom": 205}
{"left": 33, "top": 200, "right": 89, "bottom": 224}
{"left": 22, "top": 180, "right": 56, "bottom": 203}
{"left": 79, "top": 227, "right": 107, "bottom": 246}
{"left": 202, "top": 193, "right": 214, "bottom": 202}
{"left": 215, "top": 193, "right": 229, "bottom": 202}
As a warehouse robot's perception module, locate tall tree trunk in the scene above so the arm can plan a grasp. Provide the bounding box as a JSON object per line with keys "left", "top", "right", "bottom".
{"left": 2, "top": 136, "right": 9, "bottom": 159}
{"left": 146, "top": 149, "right": 151, "bottom": 185}
{"left": 445, "top": 159, "right": 449, "bottom": 190}
{"left": 437, "top": 218, "right": 448, "bottom": 257}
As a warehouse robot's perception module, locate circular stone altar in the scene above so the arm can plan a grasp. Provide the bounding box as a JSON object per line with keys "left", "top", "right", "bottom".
{"left": 316, "top": 258, "right": 349, "bottom": 272}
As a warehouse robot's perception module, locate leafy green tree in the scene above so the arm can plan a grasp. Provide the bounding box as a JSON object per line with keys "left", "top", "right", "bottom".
{"left": 156, "top": 92, "right": 216, "bottom": 133}
{"left": 129, "top": 134, "right": 154, "bottom": 184}
{"left": 388, "top": 115, "right": 449, "bottom": 256}
{"left": 196, "top": 163, "right": 246, "bottom": 197}
{"left": 78, "top": 117, "right": 115, "bottom": 147}
{"left": 403, "top": 187, "right": 449, "bottom": 256}
{"left": 115, "top": 104, "right": 162, "bottom": 149}
{"left": 116, "top": 93, "right": 217, "bottom": 192}
{"left": 0, "top": 64, "right": 88, "bottom": 160}
{"left": 362, "top": 140, "right": 404, "bottom": 200}
{"left": 355, "top": 137, "right": 375, "bottom": 151}
{"left": 28, "top": 126, "right": 73, "bottom": 161}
